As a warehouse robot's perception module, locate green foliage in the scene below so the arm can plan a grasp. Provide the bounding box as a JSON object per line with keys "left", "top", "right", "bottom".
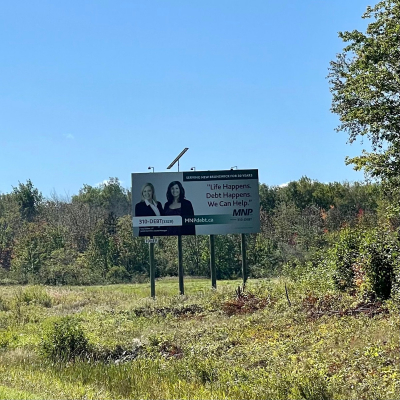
{"left": 84, "top": 221, "right": 116, "bottom": 277}
{"left": 327, "top": 225, "right": 400, "bottom": 300}
{"left": 106, "top": 266, "right": 131, "bottom": 284}
{"left": 282, "top": 253, "right": 336, "bottom": 294}
{"left": 214, "top": 235, "right": 241, "bottom": 279}
{"left": 0, "top": 195, "right": 20, "bottom": 270}
{"left": 249, "top": 235, "right": 281, "bottom": 278}
{"left": 0, "top": 279, "right": 398, "bottom": 399}
{"left": 0, "top": 329, "right": 18, "bottom": 349}
{"left": 183, "top": 235, "right": 210, "bottom": 277}
{"left": 114, "top": 215, "right": 149, "bottom": 276}
{"left": 11, "top": 222, "right": 60, "bottom": 283}
{"left": 0, "top": 385, "right": 43, "bottom": 400}
{"left": 0, "top": 175, "right": 386, "bottom": 288}
{"left": 39, "top": 248, "right": 77, "bottom": 285}
{"left": 329, "top": 227, "right": 362, "bottom": 291}
{"left": 329, "top": 1, "right": 400, "bottom": 183}
{"left": 72, "top": 178, "right": 130, "bottom": 217}
{"left": 0, "top": 295, "right": 9, "bottom": 312}
{"left": 11, "top": 180, "right": 43, "bottom": 222}
{"left": 19, "top": 286, "right": 52, "bottom": 308}
{"left": 40, "top": 316, "right": 90, "bottom": 362}
{"left": 259, "top": 183, "right": 278, "bottom": 212}
{"left": 358, "top": 228, "right": 399, "bottom": 300}
{"left": 39, "top": 249, "right": 102, "bottom": 286}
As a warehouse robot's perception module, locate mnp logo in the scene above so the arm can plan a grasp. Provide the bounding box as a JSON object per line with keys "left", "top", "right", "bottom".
{"left": 233, "top": 209, "right": 253, "bottom": 216}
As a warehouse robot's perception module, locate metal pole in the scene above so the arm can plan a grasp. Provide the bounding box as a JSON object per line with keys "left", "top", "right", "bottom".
{"left": 149, "top": 237, "right": 155, "bottom": 298}
{"left": 178, "top": 235, "right": 184, "bottom": 295}
{"left": 241, "top": 233, "right": 247, "bottom": 287}
{"left": 209, "top": 235, "right": 216, "bottom": 289}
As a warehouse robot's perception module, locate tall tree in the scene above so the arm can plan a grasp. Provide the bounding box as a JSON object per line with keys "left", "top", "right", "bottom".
{"left": 72, "top": 178, "right": 130, "bottom": 217}
{"left": 328, "top": 1, "right": 400, "bottom": 187}
{"left": 12, "top": 180, "right": 43, "bottom": 221}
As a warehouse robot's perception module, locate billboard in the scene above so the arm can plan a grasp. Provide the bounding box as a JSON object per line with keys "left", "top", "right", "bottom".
{"left": 131, "top": 169, "right": 260, "bottom": 236}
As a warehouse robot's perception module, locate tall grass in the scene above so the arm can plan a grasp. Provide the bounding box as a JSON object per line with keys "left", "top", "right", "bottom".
{"left": 0, "top": 278, "right": 398, "bottom": 399}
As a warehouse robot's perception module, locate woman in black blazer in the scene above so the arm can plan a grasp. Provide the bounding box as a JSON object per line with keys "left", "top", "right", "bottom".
{"left": 164, "top": 181, "right": 195, "bottom": 235}
{"left": 135, "top": 183, "right": 164, "bottom": 217}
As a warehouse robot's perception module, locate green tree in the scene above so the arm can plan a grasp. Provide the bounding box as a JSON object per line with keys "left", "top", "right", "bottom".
{"left": 11, "top": 222, "right": 51, "bottom": 282}
{"left": 183, "top": 235, "right": 210, "bottom": 277}
{"left": 0, "top": 194, "right": 22, "bottom": 270}
{"left": 259, "top": 184, "right": 278, "bottom": 213}
{"left": 12, "top": 180, "right": 43, "bottom": 221}
{"left": 85, "top": 220, "right": 119, "bottom": 278}
{"left": 115, "top": 215, "right": 148, "bottom": 277}
{"left": 72, "top": 178, "right": 130, "bottom": 218}
{"left": 101, "top": 178, "right": 131, "bottom": 217}
{"left": 329, "top": 1, "right": 400, "bottom": 187}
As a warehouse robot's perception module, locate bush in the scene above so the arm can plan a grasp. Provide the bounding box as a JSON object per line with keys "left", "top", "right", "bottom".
{"left": 39, "top": 249, "right": 104, "bottom": 286}
{"left": 20, "top": 286, "right": 52, "bottom": 307}
{"left": 0, "top": 329, "right": 17, "bottom": 349}
{"left": 106, "top": 266, "right": 131, "bottom": 284}
{"left": 329, "top": 227, "right": 362, "bottom": 291}
{"left": 281, "top": 253, "right": 335, "bottom": 294}
{"left": 359, "top": 229, "right": 400, "bottom": 300}
{"left": 0, "top": 296, "right": 10, "bottom": 312}
{"left": 328, "top": 226, "right": 400, "bottom": 300}
{"left": 40, "top": 316, "right": 90, "bottom": 362}
{"left": 393, "top": 261, "right": 400, "bottom": 305}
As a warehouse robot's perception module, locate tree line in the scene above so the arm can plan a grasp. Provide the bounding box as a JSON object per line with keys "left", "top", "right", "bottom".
{"left": 0, "top": 176, "right": 384, "bottom": 285}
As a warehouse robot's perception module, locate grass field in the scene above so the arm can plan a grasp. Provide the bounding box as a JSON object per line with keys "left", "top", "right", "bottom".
{"left": 0, "top": 277, "right": 399, "bottom": 399}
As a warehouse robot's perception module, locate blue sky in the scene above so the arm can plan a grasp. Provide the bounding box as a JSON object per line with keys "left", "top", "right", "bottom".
{"left": 1, "top": 0, "right": 372, "bottom": 197}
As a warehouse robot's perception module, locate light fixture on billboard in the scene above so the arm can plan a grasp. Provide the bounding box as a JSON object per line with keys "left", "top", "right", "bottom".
{"left": 166, "top": 148, "right": 189, "bottom": 172}
{"left": 148, "top": 166, "right": 154, "bottom": 173}
{"left": 231, "top": 166, "right": 237, "bottom": 170}
{"left": 190, "top": 167, "right": 196, "bottom": 171}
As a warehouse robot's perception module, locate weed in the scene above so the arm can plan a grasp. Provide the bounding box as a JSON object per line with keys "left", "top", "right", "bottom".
{"left": 0, "top": 296, "right": 10, "bottom": 312}
{"left": 40, "top": 316, "right": 90, "bottom": 362}
{"left": 19, "top": 286, "right": 52, "bottom": 308}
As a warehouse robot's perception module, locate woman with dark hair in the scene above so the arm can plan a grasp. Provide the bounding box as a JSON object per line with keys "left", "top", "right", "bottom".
{"left": 164, "top": 181, "right": 195, "bottom": 235}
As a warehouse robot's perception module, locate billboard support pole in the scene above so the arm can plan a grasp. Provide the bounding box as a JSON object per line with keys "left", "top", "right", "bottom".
{"left": 209, "top": 235, "right": 216, "bottom": 288}
{"left": 149, "top": 237, "right": 155, "bottom": 298}
{"left": 178, "top": 235, "right": 184, "bottom": 295}
{"left": 241, "top": 233, "right": 247, "bottom": 287}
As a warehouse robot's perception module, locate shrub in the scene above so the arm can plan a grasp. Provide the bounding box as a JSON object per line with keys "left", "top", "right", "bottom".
{"left": 40, "top": 250, "right": 103, "bottom": 286}
{"left": 20, "top": 286, "right": 52, "bottom": 308}
{"left": 328, "top": 226, "right": 400, "bottom": 300}
{"left": 40, "top": 316, "right": 90, "bottom": 362}
{"left": 106, "top": 266, "right": 131, "bottom": 284}
{"left": 0, "top": 329, "right": 17, "bottom": 349}
{"left": 329, "top": 227, "right": 362, "bottom": 291}
{"left": 393, "top": 261, "right": 400, "bottom": 305}
{"left": 0, "top": 296, "right": 10, "bottom": 312}
{"left": 358, "top": 229, "right": 400, "bottom": 300}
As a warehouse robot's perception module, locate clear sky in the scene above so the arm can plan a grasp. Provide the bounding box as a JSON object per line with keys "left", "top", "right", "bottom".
{"left": 1, "top": 0, "right": 373, "bottom": 197}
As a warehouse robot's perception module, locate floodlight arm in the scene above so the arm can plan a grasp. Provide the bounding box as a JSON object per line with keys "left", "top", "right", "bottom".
{"left": 166, "top": 148, "right": 189, "bottom": 171}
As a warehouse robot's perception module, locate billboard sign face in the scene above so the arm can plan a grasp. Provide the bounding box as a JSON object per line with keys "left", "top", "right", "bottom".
{"left": 132, "top": 169, "right": 260, "bottom": 236}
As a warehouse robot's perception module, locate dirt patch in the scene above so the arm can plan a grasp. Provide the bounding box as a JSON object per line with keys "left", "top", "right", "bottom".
{"left": 302, "top": 293, "right": 388, "bottom": 320}
{"left": 222, "top": 287, "right": 271, "bottom": 316}
{"left": 132, "top": 304, "right": 205, "bottom": 318}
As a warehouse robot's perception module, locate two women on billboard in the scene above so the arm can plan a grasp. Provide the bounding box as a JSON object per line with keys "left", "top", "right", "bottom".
{"left": 134, "top": 181, "right": 195, "bottom": 235}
